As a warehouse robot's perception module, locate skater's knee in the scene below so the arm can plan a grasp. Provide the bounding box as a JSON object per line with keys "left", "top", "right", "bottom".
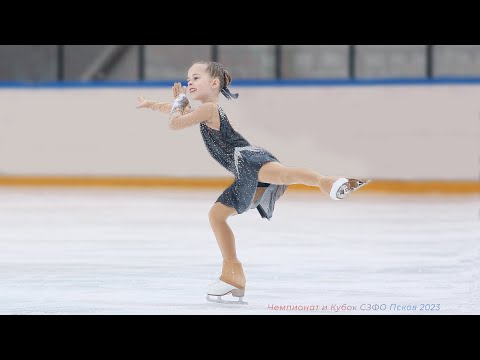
{"left": 208, "top": 207, "right": 222, "bottom": 224}
{"left": 208, "top": 202, "right": 237, "bottom": 224}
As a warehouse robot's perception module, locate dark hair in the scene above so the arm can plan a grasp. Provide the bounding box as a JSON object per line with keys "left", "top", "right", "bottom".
{"left": 193, "top": 61, "right": 238, "bottom": 99}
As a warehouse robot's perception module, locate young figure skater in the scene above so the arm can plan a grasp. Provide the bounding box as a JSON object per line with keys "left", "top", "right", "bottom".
{"left": 137, "top": 61, "right": 370, "bottom": 304}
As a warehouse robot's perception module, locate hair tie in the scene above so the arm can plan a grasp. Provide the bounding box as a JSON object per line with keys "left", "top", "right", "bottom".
{"left": 221, "top": 86, "right": 239, "bottom": 100}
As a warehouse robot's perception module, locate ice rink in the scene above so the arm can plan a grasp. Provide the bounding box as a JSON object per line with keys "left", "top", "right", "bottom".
{"left": 0, "top": 187, "right": 478, "bottom": 315}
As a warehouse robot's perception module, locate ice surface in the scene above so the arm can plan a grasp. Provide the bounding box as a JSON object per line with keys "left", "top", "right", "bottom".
{"left": 0, "top": 187, "right": 478, "bottom": 315}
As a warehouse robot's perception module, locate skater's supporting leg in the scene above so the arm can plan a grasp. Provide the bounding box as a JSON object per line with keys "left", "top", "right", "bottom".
{"left": 208, "top": 202, "right": 246, "bottom": 289}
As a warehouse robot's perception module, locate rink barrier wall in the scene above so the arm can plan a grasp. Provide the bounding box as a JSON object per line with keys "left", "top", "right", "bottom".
{"left": 0, "top": 80, "right": 479, "bottom": 188}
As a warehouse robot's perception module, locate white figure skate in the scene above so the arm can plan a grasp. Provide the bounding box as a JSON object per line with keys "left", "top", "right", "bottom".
{"left": 206, "top": 279, "right": 248, "bottom": 305}
{"left": 330, "top": 178, "right": 371, "bottom": 200}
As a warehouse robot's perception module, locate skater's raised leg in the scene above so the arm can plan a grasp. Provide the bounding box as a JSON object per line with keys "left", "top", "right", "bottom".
{"left": 258, "top": 161, "right": 370, "bottom": 200}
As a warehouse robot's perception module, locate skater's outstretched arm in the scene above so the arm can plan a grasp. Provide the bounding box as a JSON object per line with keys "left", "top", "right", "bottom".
{"left": 136, "top": 82, "right": 194, "bottom": 115}
{"left": 136, "top": 97, "right": 194, "bottom": 114}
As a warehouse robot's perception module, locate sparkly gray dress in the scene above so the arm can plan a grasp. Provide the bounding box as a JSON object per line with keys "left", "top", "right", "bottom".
{"left": 200, "top": 105, "right": 288, "bottom": 220}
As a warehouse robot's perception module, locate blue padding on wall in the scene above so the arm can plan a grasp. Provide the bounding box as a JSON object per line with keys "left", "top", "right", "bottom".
{"left": 3, "top": 77, "right": 480, "bottom": 88}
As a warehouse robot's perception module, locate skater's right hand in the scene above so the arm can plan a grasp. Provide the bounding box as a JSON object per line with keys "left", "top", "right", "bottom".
{"left": 137, "top": 96, "right": 171, "bottom": 113}
{"left": 136, "top": 96, "right": 153, "bottom": 109}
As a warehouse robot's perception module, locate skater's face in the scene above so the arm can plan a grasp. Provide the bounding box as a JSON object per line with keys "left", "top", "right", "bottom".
{"left": 187, "top": 63, "right": 220, "bottom": 102}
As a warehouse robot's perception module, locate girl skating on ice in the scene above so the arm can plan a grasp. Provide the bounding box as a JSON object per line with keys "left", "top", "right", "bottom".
{"left": 137, "top": 61, "right": 370, "bottom": 304}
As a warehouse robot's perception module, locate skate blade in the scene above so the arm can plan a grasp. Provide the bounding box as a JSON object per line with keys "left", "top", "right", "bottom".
{"left": 350, "top": 179, "right": 371, "bottom": 192}
{"left": 206, "top": 295, "right": 248, "bottom": 305}
{"left": 342, "top": 179, "right": 371, "bottom": 198}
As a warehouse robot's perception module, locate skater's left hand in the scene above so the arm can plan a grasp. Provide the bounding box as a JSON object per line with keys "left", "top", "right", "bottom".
{"left": 172, "top": 82, "right": 187, "bottom": 98}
